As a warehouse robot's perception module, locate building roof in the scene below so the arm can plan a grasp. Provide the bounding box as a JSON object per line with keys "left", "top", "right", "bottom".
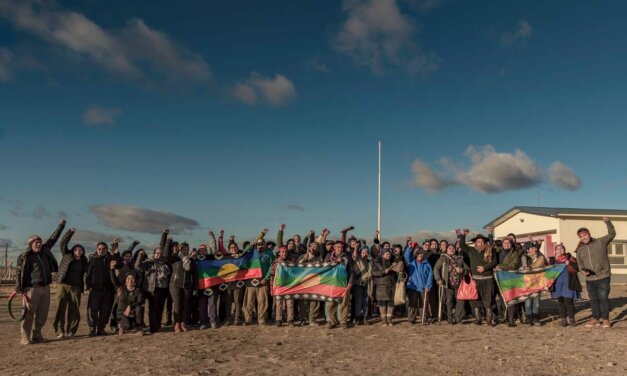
{"left": 484, "top": 206, "right": 627, "bottom": 228}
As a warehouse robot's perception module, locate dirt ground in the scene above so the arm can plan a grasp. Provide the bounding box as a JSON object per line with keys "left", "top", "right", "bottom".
{"left": 0, "top": 285, "right": 625, "bottom": 376}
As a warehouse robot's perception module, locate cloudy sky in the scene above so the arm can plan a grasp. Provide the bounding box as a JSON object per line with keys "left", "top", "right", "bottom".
{"left": 1, "top": 0, "right": 626, "bottom": 258}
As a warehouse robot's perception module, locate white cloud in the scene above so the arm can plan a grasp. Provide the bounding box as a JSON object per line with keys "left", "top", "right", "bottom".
{"left": 412, "top": 145, "right": 580, "bottom": 194}
{"left": 0, "top": 0, "right": 210, "bottom": 88}
{"left": 231, "top": 73, "right": 297, "bottom": 106}
{"left": 548, "top": 161, "right": 582, "bottom": 191}
{"left": 82, "top": 105, "right": 121, "bottom": 126}
{"left": 501, "top": 20, "right": 533, "bottom": 46}
{"left": 333, "top": 0, "right": 439, "bottom": 74}
{"left": 411, "top": 160, "right": 453, "bottom": 191}
{"left": 456, "top": 145, "right": 543, "bottom": 193}
{"left": 91, "top": 205, "right": 200, "bottom": 235}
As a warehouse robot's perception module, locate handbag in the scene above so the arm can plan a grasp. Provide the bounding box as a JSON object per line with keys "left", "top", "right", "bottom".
{"left": 394, "top": 280, "right": 406, "bottom": 305}
{"left": 456, "top": 273, "right": 478, "bottom": 301}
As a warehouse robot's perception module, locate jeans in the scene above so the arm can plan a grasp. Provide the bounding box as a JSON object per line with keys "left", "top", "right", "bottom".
{"left": 198, "top": 288, "right": 219, "bottom": 326}
{"left": 525, "top": 296, "right": 540, "bottom": 316}
{"left": 586, "top": 277, "right": 611, "bottom": 320}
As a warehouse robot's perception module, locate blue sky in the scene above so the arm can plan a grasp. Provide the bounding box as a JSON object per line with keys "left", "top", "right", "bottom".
{"left": 1, "top": 0, "right": 626, "bottom": 257}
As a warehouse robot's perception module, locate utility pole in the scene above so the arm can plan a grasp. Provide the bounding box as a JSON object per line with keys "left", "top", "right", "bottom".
{"left": 378, "top": 141, "right": 382, "bottom": 237}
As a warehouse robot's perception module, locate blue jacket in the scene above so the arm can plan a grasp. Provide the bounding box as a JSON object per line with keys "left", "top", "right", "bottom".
{"left": 404, "top": 246, "right": 433, "bottom": 292}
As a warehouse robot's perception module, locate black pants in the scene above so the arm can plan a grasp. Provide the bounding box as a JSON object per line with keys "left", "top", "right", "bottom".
{"left": 87, "top": 289, "right": 114, "bottom": 331}
{"left": 169, "top": 286, "right": 192, "bottom": 324}
{"left": 472, "top": 278, "right": 495, "bottom": 313}
{"left": 444, "top": 286, "right": 465, "bottom": 323}
{"left": 407, "top": 289, "right": 425, "bottom": 323}
{"left": 225, "top": 288, "right": 244, "bottom": 323}
{"left": 557, "top": 297, "right": 575, "bottom": 319}
{"left": 118, "top": 305, "right": 145, "bottom": 330}
{"left": 147, "top": 287, "right": 168, "bottom": 332}
{"left": 166, "top": 289, "right": 173, "bottom": 323}
{"left": 428, "top": 281, "right": 439, "bottom": 319}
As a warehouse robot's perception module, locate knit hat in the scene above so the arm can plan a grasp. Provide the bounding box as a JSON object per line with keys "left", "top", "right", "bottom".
{"left": 413, "top": 248, "right": 425, "bottom": 258}
{"left": 27, "top": 235, "right": 42, "bottom": 247}
{"left": 359, "top": 245, "right": 370, "bottom": 254}
{"left": 422, "top": 239, "right": 430, "bottom": 245}
{"left": 121, "top": 250, "right": 132, "bottom": 258}
{"left": 198, "top": 244, "right": 208, "bottom": 250}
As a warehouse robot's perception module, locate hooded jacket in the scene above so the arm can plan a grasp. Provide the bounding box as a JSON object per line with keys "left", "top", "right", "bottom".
{"left": 576, "top": 220, "right": 616, "bottom": 281}
{"left": 404, "top": 247, "right": 434, "bottom": 292}
{"left": 56, "top": 230, "right": 88, "bottom": 292}
{"left": 16, "top": 222, "right": 64, "bottom": 292}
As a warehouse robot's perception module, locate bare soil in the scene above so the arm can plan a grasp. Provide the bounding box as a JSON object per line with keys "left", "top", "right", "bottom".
{"left": 0, "top": 285, "right": 625, "bottom": 376}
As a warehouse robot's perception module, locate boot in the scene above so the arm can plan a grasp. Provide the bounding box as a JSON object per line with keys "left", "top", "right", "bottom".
{"left": 560, "top": 318, "right": 567, "bottom": 327}
{"left": 532, "top": 314, "right": 540, "bottom": 326}
{"left": 568, "top": 317, "right": 576, "bottom": 327}
{"left": 507, "top": 315, "right": 516, "bottom": 327}
{"left": 526, "top": 313, "right": 534, "bottom": 326}
{"left": 486, "top": 310, "right": 496, "bottom": 327}
{"left": 180, "top": 323, "right": 188, "bottom": 332}
{"left": 174, "top": 323, "right": 181, "bottom": 333}
{"left": 474, "top": 308, "right": 482, "bottom": 325}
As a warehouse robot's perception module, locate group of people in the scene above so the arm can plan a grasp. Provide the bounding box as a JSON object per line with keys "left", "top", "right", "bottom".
{"left": 15, "top": 217, "right": 616, "bottom": 345}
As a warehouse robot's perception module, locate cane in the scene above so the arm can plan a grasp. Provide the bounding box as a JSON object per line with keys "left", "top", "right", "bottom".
{"left": 421, "top": 289, "right": 429, "bottom": 325}
{"left": 438, "top": 284, "right": 443, "bottom": 323}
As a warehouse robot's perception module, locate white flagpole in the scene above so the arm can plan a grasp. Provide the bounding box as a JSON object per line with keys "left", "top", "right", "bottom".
{"left": 378, "top": 141, "right": 382, "bottom": 237}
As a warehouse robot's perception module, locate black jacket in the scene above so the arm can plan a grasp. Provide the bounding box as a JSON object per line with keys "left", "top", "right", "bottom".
{"left": 87, "top": 252, "right": 114, "bottom": 292}
{"left": 56, "top": 230, "right": 88, "bottom": 292}
{"left": 16, "top": 223, "right": 64, "bottom": 292}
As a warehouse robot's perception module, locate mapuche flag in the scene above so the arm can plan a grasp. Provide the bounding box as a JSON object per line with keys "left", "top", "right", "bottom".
{"left": 495, "top": 264, "right": 566, "bottom": 305}
{"left": 272, "top": 262, "right": 348, "bottom": 302}
{"left": 197, "top": 251, "right": 263, "bottom": 290}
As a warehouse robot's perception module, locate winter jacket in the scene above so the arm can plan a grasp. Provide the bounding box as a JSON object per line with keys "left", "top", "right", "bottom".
{"left": 111, "top": 269, "right": 144, "bottom": 318}
{"left": 136, "top": 256, "right": 171, "bottom": 293}
{"left": 56, "top": 230, "right": 88, "bottom": 292}
{"left": 370, "top": 257, "right": 399, "bottom": 301}
{"left": 164, "top": 239, "right": 193, "bottom": 289}
{"left": 496, "top": 248, "right": 523, "bottom": 271}
{"left": 352, "top": 255, "right": 372, "bottom": 287}
{"left": 458, "top": 235, "right": 497, "bottom": 279}
{"left": 433, "top": 253, "right": 467, "bottom": 288}
{"left": 576, "top": 220, "right": 616, "bottom": 281}
{"left": 87, "top": 252, "right": 114, "bottom": 292}
{"left": 404, "top": 247, "right": 433, "bottom": 292}
{"left": 16, "top": 222, "right": 64, "bottom": 292}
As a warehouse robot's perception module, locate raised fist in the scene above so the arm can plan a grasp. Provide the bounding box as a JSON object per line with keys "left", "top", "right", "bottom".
{"left": 280, "top": 224, "right": 286, "bottom": 231}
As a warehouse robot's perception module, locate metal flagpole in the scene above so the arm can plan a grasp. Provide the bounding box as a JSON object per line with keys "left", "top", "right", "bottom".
{"left": 378, "top": 141, "right": 381, "bottom": 237}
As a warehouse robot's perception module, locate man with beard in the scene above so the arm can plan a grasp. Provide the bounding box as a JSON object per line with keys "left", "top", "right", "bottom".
{"left": 458, "top": 230, "right": 498, "bottom": 326}
{"left": 16, "top": 218, "right": 66, "bottom": 344}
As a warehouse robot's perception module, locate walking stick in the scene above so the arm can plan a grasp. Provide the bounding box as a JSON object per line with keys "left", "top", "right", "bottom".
{"left": 438, "top": 284, "right": 443, "bottom": 323}
{"left": 421, "top": 289, "right": 429, "bottom": 325}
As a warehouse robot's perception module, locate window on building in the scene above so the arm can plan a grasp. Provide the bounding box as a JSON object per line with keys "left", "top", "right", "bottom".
{"left": 608, "top": 242, "right": 627, "bottom": 265}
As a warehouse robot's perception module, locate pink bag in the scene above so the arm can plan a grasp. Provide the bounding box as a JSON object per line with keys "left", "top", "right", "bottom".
{"left": 456, "top": 274, "right": 479, "bottom": 301}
